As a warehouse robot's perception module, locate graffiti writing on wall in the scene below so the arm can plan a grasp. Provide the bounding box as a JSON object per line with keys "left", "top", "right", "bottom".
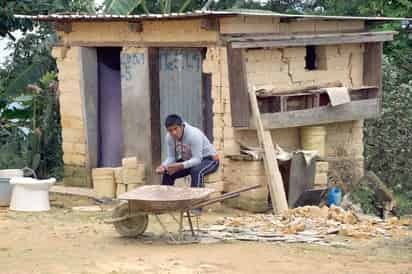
{"left": 120, "top": 53, "right": 144, "bottom": 81}
{"left": 159, "top": 50, "right": 201, "bottom": 72}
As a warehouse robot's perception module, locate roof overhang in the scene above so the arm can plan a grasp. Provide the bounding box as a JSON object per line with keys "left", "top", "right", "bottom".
{"left": 14, "top": 10, "right": 412, "bottom": 23}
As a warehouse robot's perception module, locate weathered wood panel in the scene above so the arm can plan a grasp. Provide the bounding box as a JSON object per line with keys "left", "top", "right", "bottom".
{"left": 121, "top": 48, "right": 153, "bottom": 175}
{"left": 79, "top": 47, "right": 98, "bottom": 171}
{"left": 203, "top": 73, "right": 214, "bottom": 142}
{"left": 363, "top": 42, "right": 383, "bottom": 112}
{"left": 229, "top": 31, "right": 395, "bottom": 48}
{"left": 149, "top": 48, "right": 161, "bottom": 182}
{"left": 251, "top": 98, "right": 379, "bottom": 129}
{"left": 158, "top": 48, "right": 203, "bottom": 160}
{"left": 227, "top": 46, "right": 250, "bottom": 127}
{"left": 249, "top": 88, "right": 288, "bottom": 214}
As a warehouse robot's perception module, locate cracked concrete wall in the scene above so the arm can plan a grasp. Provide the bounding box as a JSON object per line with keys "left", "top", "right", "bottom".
{"left": 244, "top": 44, "right": 364, "bottom": 91}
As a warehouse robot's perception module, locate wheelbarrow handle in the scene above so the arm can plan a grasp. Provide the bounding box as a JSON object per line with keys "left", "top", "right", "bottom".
{"left": 190, "top": 184, "right": 262, "bottom": 209}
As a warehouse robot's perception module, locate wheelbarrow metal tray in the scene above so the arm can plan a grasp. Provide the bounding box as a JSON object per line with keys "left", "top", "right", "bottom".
{"left": 118, "top": 185, "right": 214, "bottom": 213}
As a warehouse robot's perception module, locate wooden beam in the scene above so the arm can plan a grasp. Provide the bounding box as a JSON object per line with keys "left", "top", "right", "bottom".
{"left": 55, "top": 41, "right": 217, "bottom": 48}
{"left": 363, "top": 43, "right": 383, "bottom": 112}
{"left": 128, "top": 21, "right": 143, "bottom": 32}
{"left": 251, "top": 98, "right": 379, "bottom": 129}
{"left": 249, "top": 88, "right": 288, "bottom": 214}
{"left": 121, "top": 48, "right": 155, "bottom": 181}
{"left": 148, "top": 48, "right": 161, "bottom": 182}
{"left": 227, "top": 46, "right": 250, "bottom": 127}
{"left": 256, "top": 81, "right": 343, "bottom": 97}
{"left": 229, "top": 31, "right": 396, "bottom": 48}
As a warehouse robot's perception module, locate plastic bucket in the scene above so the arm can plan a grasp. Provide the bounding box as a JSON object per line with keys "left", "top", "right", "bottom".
{"left": 327, "top": 187, "right": 342, "bottom": 207}
{"left": 300, "top": 126, "right": 327, "bottom": 157}
{"left": 0, "top": 169, "right": 24, "bottom": 206}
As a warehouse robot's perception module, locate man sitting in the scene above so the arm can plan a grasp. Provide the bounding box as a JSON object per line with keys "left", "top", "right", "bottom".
{"left": 156, "top": 114, "right": 219, "bottom": 189}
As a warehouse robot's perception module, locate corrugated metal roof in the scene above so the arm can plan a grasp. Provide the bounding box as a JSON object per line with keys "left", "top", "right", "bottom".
{"left": 14, "top": 10, "right": 412, "bottom": 22}
{"left": 14, "top": 11, "right": 234, "bottom": 22}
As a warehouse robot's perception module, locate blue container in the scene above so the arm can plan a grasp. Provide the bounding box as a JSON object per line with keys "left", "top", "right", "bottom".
{"left": 327, "top": 187, "right": 342, "bottom": 207}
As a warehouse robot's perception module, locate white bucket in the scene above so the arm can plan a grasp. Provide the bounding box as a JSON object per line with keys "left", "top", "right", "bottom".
{"left": 9, "top": 177, "right": 56, "bottom": 211}
{"left": 0, "top": 169, "right": 24, "bottom": 206}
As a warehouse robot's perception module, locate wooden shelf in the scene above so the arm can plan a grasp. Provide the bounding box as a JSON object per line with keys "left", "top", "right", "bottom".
{"left": 257, "top": 86, "right": 378, "bottom": 114}
{"left": 249, "top": 98, "right": 380, "bottom": 129}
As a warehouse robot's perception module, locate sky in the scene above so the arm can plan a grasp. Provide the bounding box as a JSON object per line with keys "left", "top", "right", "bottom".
{"left": 0, "top": 35, "right": 14, "bottom": 67}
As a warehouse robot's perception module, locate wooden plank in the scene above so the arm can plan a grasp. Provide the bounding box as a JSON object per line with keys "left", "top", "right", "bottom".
{"left": 256, "top": 81, "right": 343, "bottom": 97}
{"left": 227, "top": 46, "right": 250, "bottom": 127}
{"left": 230, "top": 31, "right": 395, "bottom": 48}
{"left": 55, "top": 41, "right": 217, "bottom": 48}
{"left": 121, "top": 48, "right": 154, "bottom": 181}
{"left": 148, "top": 48, "right": 161, "bottom": 183}
{"left": 202, "top": 73, "right": 214, "bottom": 142}
{"left": 363, "top": 42, "right": 383, "bottom": 112}
{"left": 79, "top": 48, "right": 98, "bottom": 171}
{"left": 225, "top": 31, "right": 397, "bottom": 42}
{"left": 248, "top": 88, "right": 288, "bottom": 214}
{"left": 252, "top": 98, "right": 379, "bottom": 129}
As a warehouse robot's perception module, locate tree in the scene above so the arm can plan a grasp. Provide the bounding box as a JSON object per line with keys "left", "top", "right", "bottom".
{"left": 0, "top": 0, "right": 95, "bottom": 177}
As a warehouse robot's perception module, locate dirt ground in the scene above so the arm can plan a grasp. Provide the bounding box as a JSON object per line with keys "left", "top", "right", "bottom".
{"left": 0, "top": 195, "right": 411, "bottom": 274}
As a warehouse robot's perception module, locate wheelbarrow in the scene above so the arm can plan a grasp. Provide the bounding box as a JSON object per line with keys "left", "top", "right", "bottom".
{"left": 105, "top": 184, "right": 261, "bottom": 243}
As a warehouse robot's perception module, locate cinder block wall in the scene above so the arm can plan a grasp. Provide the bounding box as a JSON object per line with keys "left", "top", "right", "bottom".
{"left": 58, "top": 19, "right": 218, "bottom": 44}
{"left": 220, "top": 16, "right": 365, "bottom": 34}
{"left": 52, "top": 46, "right": 90, "bottom": 186}
{"left": 212, "top": 34, "right": 365, "bottom": 211}
{"left": 202, "top": 47, "right": 230, "bottom": 184}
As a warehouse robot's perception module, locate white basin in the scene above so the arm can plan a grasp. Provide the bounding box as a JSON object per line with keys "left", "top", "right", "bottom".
{"left": 9, "top": 177, "right": 56, "bottom": 211}
{"left": 0, "top": 169, "right": 24, "bottom": 206}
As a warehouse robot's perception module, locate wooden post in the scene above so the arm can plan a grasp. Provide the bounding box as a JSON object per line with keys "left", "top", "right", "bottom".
{"left": 248, "top": 87, "right": 288, "bottom": 214}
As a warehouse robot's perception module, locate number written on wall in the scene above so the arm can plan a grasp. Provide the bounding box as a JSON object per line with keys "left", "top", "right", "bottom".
{"left": 121, "top": 53, "right": 144, "bottom": 81}
{"left": 159, "top": 50, "right": 201, "bottom": 72}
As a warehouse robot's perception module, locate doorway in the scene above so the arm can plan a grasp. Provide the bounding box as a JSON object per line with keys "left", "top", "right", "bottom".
{"left": 97, "top": 47, "right": 123, "bottom": 167}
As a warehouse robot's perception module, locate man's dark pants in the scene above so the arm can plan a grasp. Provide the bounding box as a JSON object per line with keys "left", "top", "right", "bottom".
{"left": 161, "top": 157, "right": 219, "bottom": 187}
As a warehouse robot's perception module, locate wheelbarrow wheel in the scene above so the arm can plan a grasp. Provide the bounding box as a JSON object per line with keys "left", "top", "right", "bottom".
{"left": 112, "top": 202, "right": 149, "bottom": 237}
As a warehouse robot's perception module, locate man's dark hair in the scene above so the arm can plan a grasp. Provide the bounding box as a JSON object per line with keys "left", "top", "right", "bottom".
{"left": 165, "top": 114, "right": 183, "bottom": 128}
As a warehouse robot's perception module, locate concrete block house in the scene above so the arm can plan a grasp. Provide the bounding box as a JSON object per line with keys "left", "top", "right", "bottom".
{"left": 18, "top": 11, "right": 402, "bottom": 211}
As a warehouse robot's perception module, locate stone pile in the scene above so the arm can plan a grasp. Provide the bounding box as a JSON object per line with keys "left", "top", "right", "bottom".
{"left": 198, "top": 205, "right": 411, "bottom": 245}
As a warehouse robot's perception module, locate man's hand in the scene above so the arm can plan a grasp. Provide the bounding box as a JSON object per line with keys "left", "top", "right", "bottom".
{"left": 155, "top": 165, "right": 166, "bottom": 174}
{"left": 166, "top": 163, "right": 184, "bottom": 175}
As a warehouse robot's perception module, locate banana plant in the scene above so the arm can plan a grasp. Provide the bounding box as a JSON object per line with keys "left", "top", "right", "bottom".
{"left": 103, "top": 0, "right": 195, "bottom": 15}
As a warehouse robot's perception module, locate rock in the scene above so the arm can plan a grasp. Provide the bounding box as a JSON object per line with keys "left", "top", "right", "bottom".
{"left": 343, "top": 211, "right": 359, "bottom": 225}
{"left": 339, "top": 227, "right": 371, "bottom": 239}
{"left": 71, "top": 206, "right": 102, "bottom": 212}
{"left": 282, "top": 221, "right": 305, "bottom": 234}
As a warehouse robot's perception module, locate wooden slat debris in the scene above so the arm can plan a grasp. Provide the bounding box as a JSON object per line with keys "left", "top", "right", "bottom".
{"left": 248, "top": 87, "right": 288, "bottom": 214}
